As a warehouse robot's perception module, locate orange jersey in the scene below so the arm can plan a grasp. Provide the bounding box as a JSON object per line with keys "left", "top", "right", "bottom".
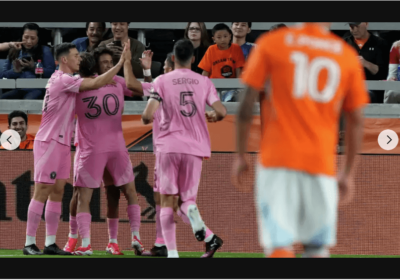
{"left": 241, "top": 23, "right": 369, "bottom": 176}
{"left": 0, "top": 133, "right": 35, "bottom": 150}
{"left": 198, "top": 43, "right": 245, "bottom": 78}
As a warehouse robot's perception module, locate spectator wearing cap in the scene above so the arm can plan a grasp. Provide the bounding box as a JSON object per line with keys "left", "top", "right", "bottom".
{"left": 270, "top": 23, "right": 287, "bottom": 32}
{"left": 99, "top": 22, "right": 146, "bottom": 78}
{"left": 231, "top": 22, "right": 255, "bottom": 60}
{"left": 72, "top": 22, "right": 106, "bottom": 53}
{"left": 0, "top": 111, "right": 34, "bottom": 150}
{"left": 343, "top": 22, "right": 390, "bottom": 103}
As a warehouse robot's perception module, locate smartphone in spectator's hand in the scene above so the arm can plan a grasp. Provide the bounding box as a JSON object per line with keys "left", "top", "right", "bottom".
{"left": 113, "top": 41, "right": 122, "bottom": 47}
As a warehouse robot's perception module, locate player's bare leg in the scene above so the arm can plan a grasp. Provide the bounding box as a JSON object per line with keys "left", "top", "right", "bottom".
{"left": 63, "top": 187, "right": 79, "bottom": 253}
{"left": 120, "top": 181, "right": 144, "bottom": 255}
{"left": 23, "top": 182, "right": 53, "bottom": 255}
{"left": 160, "top": 194, "right": 179, "bottom": 258}
{"left": 42, "top": 179, "right": 72, "bottom": 255}
{"left": 176, "top": 197, "right": 223, "bottom": 258}
{"left": 74, "top": 187, "right": 94, "bottom": 256}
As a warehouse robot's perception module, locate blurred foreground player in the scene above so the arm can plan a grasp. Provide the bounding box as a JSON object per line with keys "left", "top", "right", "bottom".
{"left": 141, "top": 39, "right": 227, "bottom": 258}
{"left": 71, "top": 45, "right": 144, "bottom": 256}
{"left": 234, "top": 22, "right": 369, "bottom": 258}
{"left": 23, "top": 43, "right": 126, "bottom": 255}
{"left": 64, "top": 47, "right": 152, "bottom": 255}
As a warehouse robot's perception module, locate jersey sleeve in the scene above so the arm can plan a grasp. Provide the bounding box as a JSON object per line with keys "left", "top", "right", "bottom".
{"left": 150, "top": 76, "right": 163, "bottom": 102}
{"left": 235, "top": 45, "right": 246, "bottom": 69}
{"left": 59, "top": 74, "right": 84, "bottom": 94}
{"left": 241, "top": 34, "right": 272, "bottom": 91}
{"left": 198, "top": 47, "right": 212, "bottom": 72}
{"left": 206, "top": 78, "right": 220, "bottom": 106}
{"left": 342, "top": 52, "right": 370, "bottom": 112}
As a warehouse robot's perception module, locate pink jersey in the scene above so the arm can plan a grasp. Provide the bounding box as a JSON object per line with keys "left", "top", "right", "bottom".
{"left": 75, "top": 82, "right": 126, "bottom": 154}
{"left": 113, "top": 75, "right": 134, "bottom": 97}
{"left": 35, "top": 70, "right": 83, "bottom": 146}
{"left": 151, "top": 68, "right": 220, "bottom": 158}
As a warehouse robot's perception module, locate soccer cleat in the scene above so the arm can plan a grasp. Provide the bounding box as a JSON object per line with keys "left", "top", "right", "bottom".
{"left": 132, "top": 236, "right": 145, "bottom": 256}
{"left": 106, "top": 243, "right": 124, "bottom": 255}
{"left": 269, "top": 248, "right": 296, "bottom": 258}
{"left": 201, "top": 235, "right": 223, "bottom": 258}
{"left": 74, "top": 245, "right": 93, "bottom": 256}
{"left": 44, "top": 243, "right": 73, "bottom": 255}
{"left": 23, "top": 244, "right": 43, "bottom": 255}
{"left": 63, "top": 237, "right": 78, "bottom": 253}
{"left": 141, "top": 245, "right": 168, "bottom": 257}
{"left": 187, "top": 205, "right": 206, "bottom": 241}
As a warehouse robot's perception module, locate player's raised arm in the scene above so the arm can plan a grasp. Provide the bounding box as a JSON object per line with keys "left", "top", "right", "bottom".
{"left": 78, "top": 43, "right": 128, "bottom": 92}
{"left": 123, "top": 43, "right": 146, "bottom": 95}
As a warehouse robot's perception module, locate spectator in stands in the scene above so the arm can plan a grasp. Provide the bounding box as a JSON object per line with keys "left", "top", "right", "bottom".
{"left": 163, "top": 52, "right": 174, "bottom": 74}
{"left": 199, "top": 23, "right": 245, "bottom": 102}
{"left": 343, "top": 22, "right": 390, "bottom": 103}
{"left": 99, "top": 22, "right": 145, "bottom": 78}
{"left": 184, "top": 22, "right": 211, "bottom": 74}
{"left": 231, "top": 22, "right": 255, "bottom": 60}
{"left": 72, "top": 22, "right": 106, "bottom": 53}
{"left": 0, "top": 23, "right": 55, "bottom": 99}
{"left": 270, "top": 23, "right": 287, "bottom": 32}
{"left": 0, "top": 111, "right": 34, "bottom": 150}
{"left": 383, "top": 40, "right": 400, "bottom": 103}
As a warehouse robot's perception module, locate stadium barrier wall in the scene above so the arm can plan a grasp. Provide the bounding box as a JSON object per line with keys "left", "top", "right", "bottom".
{"left": 1, "top": 151, "right": 400, "bottom": 255}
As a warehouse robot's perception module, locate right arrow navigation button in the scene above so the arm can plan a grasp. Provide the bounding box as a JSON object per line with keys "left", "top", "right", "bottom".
{"left": 378, "top": 130, "right": 399, "bottom": 151}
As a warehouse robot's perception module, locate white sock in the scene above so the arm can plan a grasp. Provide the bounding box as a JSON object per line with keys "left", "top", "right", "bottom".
{"left": 167, "top": 250, "right": 179, "bottom": 258}
{"left": 82, "top": 238, "right": 90, "bottom": 247}
{"left": 69, "top": 233, "right": 78, "bottom": 239}
{"left": 132, "top": 231, "right": 140, "bottom": 240}
{"left": 109, "top": 239, "right": 118, "bottom": 244}
{"left": 154, "top": 243, "right": 165, "bottom": 247}
{"left": 45, "top": 235, "right": 56, "bottom": 247}
{"left": 25, "top": 235, "right": 36, "bottom": 246}
{"left": 204, "top": 233, "right": 214, "bottom": 243}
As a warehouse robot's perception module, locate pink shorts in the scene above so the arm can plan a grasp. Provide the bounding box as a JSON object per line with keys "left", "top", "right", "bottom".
{"left": 74, "top": 150, "right": 134, "bottom": 188}
{"left": 34, "top": 139, "right": 71, "bottom": 184}
{"left": 153, "top": 152, "right": 160, "bottom": 193}
{"left": 158, "top": 152, "right": 203, "bottom": 202}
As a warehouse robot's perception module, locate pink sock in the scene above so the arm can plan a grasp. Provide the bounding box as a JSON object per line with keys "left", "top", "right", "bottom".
{"left": 45, "top": 200, "right": 61, "bottom": 236}
{"left": 127, "top": 204, "right": 140, "bottom": 232}
{"left": 70, "top": 215, "right": 78, "bottom": 236}
{"left": 205, "top": 228, "right": 214, "bottom": 239}
{"left": 107, "top": 218, "right": 119, "bottom": 241}
{"left": 154, "top": 205, "right": 165, "bottom": 245}
{"left": 76, "top": 212, "right": 91, "bottom": 239}
{"left": 160, "top": 207, "right": 176, "bottom": 251}
{"left": 176, "top": 208, "right": 190, "bottom": 225}
{"left": 26, "top": 199, "right": 44, "bottom": 237}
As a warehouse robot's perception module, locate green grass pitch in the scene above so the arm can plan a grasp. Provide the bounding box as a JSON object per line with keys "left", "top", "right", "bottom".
{"left": 0, "top": 250, "right": 398, "bottom": 258}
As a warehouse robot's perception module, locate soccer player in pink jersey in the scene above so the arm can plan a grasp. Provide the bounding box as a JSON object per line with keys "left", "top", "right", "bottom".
{"left": 69, "top": 45, "right": 145, "bottom": 256}
{"left": 63, "top": 47, "right": 153, "bottom": 255}
{"left": 141, "top": 39, "right": 227, "bottom": 258}
{"left": 23, "top": 42, "right": 128, "bottom": 255}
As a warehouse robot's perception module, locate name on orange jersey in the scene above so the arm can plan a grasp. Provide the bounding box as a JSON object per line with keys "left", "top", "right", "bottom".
{"left": 285, "top": 34, "right": 342, "bottom": 54}
{"left": 212, "top": 57, "right": 236, "bottom": 66}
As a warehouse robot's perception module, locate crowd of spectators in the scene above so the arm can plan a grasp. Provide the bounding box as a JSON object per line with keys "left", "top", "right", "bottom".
{"left": 1, "top": 22, "right": 400, "bottom": 103}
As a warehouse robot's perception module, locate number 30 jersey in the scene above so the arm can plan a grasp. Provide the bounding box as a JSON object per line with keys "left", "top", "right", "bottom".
{"left": 75, "top": 81, "right": 126, "bottom": 155}
{"left": 151, "top": 68, "right": 220, "bottom": 158}
{"left": 241, "top": 23, "right": 370, "bottom": 176}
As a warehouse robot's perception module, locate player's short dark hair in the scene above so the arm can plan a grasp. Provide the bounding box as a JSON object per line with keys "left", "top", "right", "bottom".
{"left": 231, "top": 22, "right": 252, "bottom": 28}
{"left": 86, "top": 22, "right": 106, "bottom": 31}
{"left": 270, "top": 23, "right": 287, "bottom": 31}
{"left": 92, "top": 47, "right": 114, "bottom": 73}
{"left": 79, "top": 52, "right": 97, "bottom": 77}
{"left": 212, "top": 23, "right": 233, "bottom": 37}
{"left": 166, "top": 52, "right": 174, "bottom": 69}
{"left": 55, "top": 43, "right": 77, "bottom": 61}
{"left": 8, "top": 111, "right": 28, "bottom": 126}
{"left": 173, "top": 39, "right": 194, "bottom": 65}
